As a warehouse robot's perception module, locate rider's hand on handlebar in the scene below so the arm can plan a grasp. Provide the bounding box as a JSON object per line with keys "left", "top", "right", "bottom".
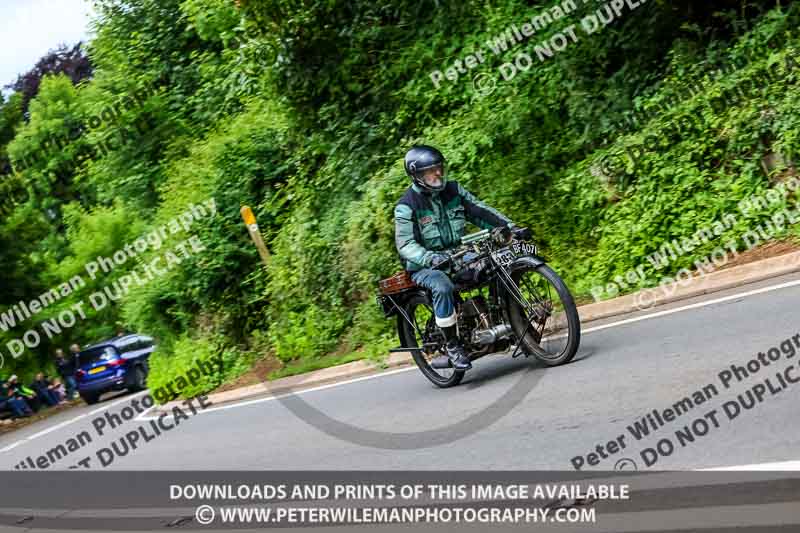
{"left": 491, "top": 226, "right": 512, "bottom": 244}
{"left": 429, "top": 253, "right": 451, "bottom": 268}
{"left": 511, "top": 226, "right": 532, "bottom": 241}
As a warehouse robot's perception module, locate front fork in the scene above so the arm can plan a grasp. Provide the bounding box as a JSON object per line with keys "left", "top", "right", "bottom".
{"left": 490, "top": 258, "right": 547, "bottom": 357}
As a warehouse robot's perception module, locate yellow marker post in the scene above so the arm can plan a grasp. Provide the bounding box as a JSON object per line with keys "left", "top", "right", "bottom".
{"left": 241, "top": 206, "right": 271, "bottom": 266}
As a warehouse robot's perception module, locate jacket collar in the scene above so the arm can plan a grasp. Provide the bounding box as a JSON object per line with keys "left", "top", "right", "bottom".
{"left": 411, "top": 183, "right": 440, "bottom": 197}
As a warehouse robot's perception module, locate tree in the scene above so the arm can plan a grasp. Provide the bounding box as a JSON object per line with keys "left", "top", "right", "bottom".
{"left": 5, "top": 43, "right": 93, "bottom": 115}
{"left": 0, "top": 93, "right": 24, "bottom": 176}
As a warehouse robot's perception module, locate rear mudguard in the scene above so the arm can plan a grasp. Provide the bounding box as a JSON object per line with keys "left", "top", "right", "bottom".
{"left": 377, "top": 289, "right": 428, "bottom": 319}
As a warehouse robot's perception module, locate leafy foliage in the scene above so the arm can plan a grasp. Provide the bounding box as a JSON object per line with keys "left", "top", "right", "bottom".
{"left": 1, "top": 0, "right": 799, "bottom": 390}
{"left": 5, "top": 43, "right": 93, "bottom": 115}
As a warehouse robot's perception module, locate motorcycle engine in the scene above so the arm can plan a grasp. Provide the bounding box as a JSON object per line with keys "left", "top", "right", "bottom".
{"left": 461, "top": 295, "right": 490, "bottom": 327}
{"left": 460, "top": 295, "right": 513, "bottom": 353}
{"left": 459, "top": 296, "right": 494, "bottom": 355}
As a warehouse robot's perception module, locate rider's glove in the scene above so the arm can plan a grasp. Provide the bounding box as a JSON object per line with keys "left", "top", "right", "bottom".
{"left": 491, "top": 225, "right": 512, "bottom": 244}
{"left": 511, "top": 226, "right": 532, "bottom": 241}
{"left": 429, "top": 253, "right": 450, "bottom": 268}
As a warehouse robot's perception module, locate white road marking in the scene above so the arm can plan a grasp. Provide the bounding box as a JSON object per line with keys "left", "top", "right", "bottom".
{"left": 134, "top": 404, "right": 157, "bottom": 422}
{"left": 142, "top": 278, "right": 800, "bottom": 418}
{"left": 0, "top": 390, "right": 150, "bottom": 453}
{"left": 701, "top": 460, "right": 800, "bottom": 471}
{"left": 581, "top": 278, "right": 800, "bottom": 335}
{"left": 0, "top": 414, "right": 88, "bottom": 454}
{"left": 0, "top": 441, "right": 23, "bottom": 453}
{"left": 25, "top": 415, "right": 89, "bottom": 441}
{"left": 5, "top": 278, "right": 800, "bottom": 448}
{"left": 88, "top": 390, "right": 148, "bottom": 415}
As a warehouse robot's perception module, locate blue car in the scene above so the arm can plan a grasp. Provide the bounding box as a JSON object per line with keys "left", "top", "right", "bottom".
{"left": 75, "top": 334, "right": 156, "bottom": 405}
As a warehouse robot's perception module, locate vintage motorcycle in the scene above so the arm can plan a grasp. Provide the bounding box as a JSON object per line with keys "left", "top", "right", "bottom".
{"left": 377, "top": 228, "right": 580, "bottom": 387}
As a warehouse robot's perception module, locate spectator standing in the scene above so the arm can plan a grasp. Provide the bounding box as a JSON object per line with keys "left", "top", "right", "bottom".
{"left": 70, "top": 344, "right": 82, "bottom": 379}
{"left": 69, "top": 344, "right": 81, "bottom": 369}
{"left": 55, "top": 349, "right": 77, "bottom": 400}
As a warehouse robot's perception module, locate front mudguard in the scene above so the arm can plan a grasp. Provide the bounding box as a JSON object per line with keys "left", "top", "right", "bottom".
{"left": 509, "top": 254, "right": 546, "bottom": 270}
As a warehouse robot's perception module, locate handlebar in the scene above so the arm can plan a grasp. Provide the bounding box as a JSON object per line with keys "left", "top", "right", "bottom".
{"left": 460, "top": 229, "right": 491, "bottom": 245}
{"left": 430, "top": 248, "right": 471, "bottom": 270}
{"left": 431, "top": 227, "right": 531, "bottom": 271}
{"left": 430, "top": 230, "right": 497, "bottom": 271}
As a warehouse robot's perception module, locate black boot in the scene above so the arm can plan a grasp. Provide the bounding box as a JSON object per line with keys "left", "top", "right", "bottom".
{"left": 441, "top": 325, "right": 472, "bottom": 371}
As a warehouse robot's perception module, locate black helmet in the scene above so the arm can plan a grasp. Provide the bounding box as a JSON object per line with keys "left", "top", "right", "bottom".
{"left": 404, "top": 145, "right": 447, "bottom": 192}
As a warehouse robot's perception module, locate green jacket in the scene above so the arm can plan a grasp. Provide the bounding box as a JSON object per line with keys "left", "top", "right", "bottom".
{"left": 0, "top": 383, "right": 25, "bottom": 402}
{"left": 394, "top": 181, "right": 513, "bottom": 272}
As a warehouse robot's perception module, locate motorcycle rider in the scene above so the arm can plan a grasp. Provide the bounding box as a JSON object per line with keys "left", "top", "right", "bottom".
{"left": 394, "top": 145, "right": 531, "bottom": 371}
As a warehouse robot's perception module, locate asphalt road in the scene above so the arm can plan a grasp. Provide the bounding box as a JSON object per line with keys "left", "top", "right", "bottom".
{"left": 2, "top": 273, "right": 799, "bottom": 471}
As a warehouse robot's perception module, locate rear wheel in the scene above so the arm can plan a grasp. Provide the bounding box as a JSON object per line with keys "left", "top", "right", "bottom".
{"left": 80, "top": 392, "right": 100, "bottom": 405}
{"left": 503, "top": 260, "right": 580, "bottom": 366}
{"left": 397, "top": 292, "right": 465, "bottom": 388}
{"left": 128, "top": 365, "right": 147, "bottom": 392}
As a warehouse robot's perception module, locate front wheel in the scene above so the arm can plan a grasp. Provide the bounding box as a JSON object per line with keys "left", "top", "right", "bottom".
{"left": 503, "top": 260, "right": 580, "bottom": 366}
{"left": 397, "top": 292, "right": 465, "bottom": 388}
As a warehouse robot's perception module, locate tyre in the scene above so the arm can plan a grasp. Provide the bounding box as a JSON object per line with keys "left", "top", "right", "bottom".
{"left": 81, "top": 392, "right": 100, "bottom": 405}
{"left": 128, "top": 365, "right": 147, "bottom": 392}
{"left": 397, "top": 292, "right": 465, "bottom": 388}
{"left": 503, "top": 259, "right": 580, "bottom": 366}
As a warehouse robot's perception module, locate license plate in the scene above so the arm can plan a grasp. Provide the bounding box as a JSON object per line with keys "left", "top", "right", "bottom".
{"left": 491, "top": 247, "right": 516, "bottom": 266}
{"left": 511, "top": 242, "right": 538, "bottom": 256}
{"left": 89, "top": 366, "right": 106, "bottom": 375}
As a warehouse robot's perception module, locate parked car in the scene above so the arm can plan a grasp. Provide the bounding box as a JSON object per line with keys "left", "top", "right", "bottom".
{"left": 75, "top": 334, "right": 156, "bottom": 405}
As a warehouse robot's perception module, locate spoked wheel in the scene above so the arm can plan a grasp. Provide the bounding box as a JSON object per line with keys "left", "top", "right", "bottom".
{"left": 397, "top": 292, "right": 465, "bottom": 388}
{"left": 503, "top": 259, "right": 580, "bottom": 365}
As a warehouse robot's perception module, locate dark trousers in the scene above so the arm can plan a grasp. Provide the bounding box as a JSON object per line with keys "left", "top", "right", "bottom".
{"left": 3, "top": 398, "right": 32, "bottom": 418}
{"left": 37, "top": 390, "right": 59, "bottom": 406}
{"left": 62, "top": 375, "right": 77, "bottom": 399}
{"left": 23, "top": 395, "right": 41, "bottom": 412}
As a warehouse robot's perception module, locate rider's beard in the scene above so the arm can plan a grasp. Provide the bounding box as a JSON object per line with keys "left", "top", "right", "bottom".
{"left": 424, "top": 176, "right": 442, "bottom": 189}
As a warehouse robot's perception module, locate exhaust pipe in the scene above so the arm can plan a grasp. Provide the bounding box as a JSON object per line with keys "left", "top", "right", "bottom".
{"left": 428, "top": 325, "right": 514, "bottom": 369}
{"left": 471, "top": 324, "right": 513, "bottom": 345}
{"left": 430, "top": 355, "right": 452, "bottom": 369}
